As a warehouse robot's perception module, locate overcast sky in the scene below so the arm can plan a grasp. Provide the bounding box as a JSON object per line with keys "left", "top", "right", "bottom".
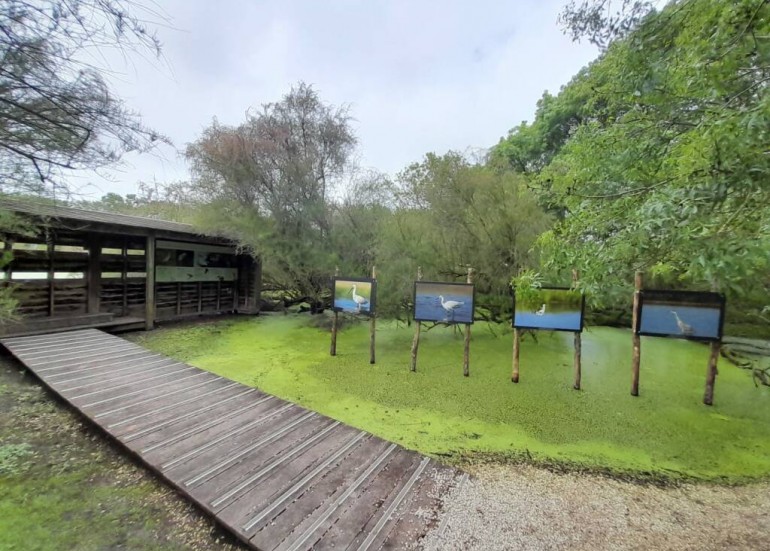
{"left": 74, "top": 0, "right": 599, "bottom": 197}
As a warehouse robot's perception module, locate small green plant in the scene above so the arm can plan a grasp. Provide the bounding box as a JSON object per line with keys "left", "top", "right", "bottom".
{"left": 510, "top": 269, "right": 543, "bottom": 304}
{"left": 0, "top": 443, "right": 34, "bottom": 476}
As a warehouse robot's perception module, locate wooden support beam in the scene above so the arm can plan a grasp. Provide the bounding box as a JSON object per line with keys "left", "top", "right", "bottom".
{"left": 703, "top": 341, "right": 720, "bottom": 406}
{"left": 252, "top": 255, "right": 262, "bottom": 313}
{"left": 122, "top": 238, "right": 129, "bottom": 317}
{"left": 511, "top": 328, "right": 520, "bottom": 383}
{"left": 370, "top": 265, "right": 376, "bottom": 365}
{"left": 47, "top": 235, "right": 55, "bottom": 317}
{"left": 573, "top": 333, "right": 582, "bottom": 390}
{"left": 410, "top": 267, "right": 422, "bottom": 372}
{"left": 87, "top": 233, "right": 102, "bottom": 314}
{"left": 330, "top": 266, "right": 339, "bottom": 357}
{"left": 572, "top": 269, "right": 582, "bottom": 390}
{"left": 3, "top": 238, "right": 14, "bottom": 285}
{"left": 145, "top": 234, "right": 156, "bottom": 330}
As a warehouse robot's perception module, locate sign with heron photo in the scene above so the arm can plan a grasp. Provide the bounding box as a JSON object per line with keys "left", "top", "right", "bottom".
{"left": 637, "top": 290, "right": 725, "bottom": 342}
{"left": 413, "top": 281, "right": 474, "bottom": 325}
{"left": 332, "top": 277, "right": 376, "bottom": 316}
{"left": 513, "top": 287, "right": 585, "bottom": 333}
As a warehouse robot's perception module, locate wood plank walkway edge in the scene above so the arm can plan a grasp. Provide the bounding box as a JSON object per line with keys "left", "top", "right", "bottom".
{"left": 1, "top": 328, "right": 463, "bottom": 551}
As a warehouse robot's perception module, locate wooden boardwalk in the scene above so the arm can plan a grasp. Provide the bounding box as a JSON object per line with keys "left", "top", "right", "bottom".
{"left": 1, "top": 329, "right": 461, "bottom": 550}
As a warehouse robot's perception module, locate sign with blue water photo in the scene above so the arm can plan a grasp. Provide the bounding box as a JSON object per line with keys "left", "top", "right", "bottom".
{"left": 332, "top": 277, "right": 376, "bottom": 316}
{"left": 513, "top": 287, "right": 585, "bottom": 333}
{"left": 413, "top": 281, "right": 475, "bottom": 325}
{"left": 637, "top": 290, "right": 725, "bottom": 342}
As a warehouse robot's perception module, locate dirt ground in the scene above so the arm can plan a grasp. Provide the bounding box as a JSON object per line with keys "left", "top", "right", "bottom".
{"left": 423, "top": 463, "right": 770, "bottom": 551}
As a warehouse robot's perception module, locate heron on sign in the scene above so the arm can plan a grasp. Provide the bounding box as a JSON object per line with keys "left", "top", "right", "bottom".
{"left": 350, "top": 284, "right": 369, "bottom": 313}
{"left": 670, "top": 311, "right": 694, "bottom": 335}
{"left": 535, "top": 304, "right": 546, "bottom": 316}
{"left": 439, "top": 295, "right": 464, "bottom": 321}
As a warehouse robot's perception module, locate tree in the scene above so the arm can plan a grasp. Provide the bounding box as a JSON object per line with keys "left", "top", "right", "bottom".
{"left": 376, "top": 152, "right": 551, "bottom": 319}
{"left": 559, "top": 0, "right": 654, "bottom": 49}
{"left": 495, "top": 0, "right": 770, "bottom": 302}
{"left": 0, "top": 0, "right": 167, "bottom": 196}
{"left": 186, "top": 83, "right": 357, "bottom": 306}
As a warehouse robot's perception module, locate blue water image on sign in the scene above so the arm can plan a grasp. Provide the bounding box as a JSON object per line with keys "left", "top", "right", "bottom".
{"left": 515, "top": 308, "right": 582, "bottom": 332}
{"left": 334, "top": 297, "right": 371, "bottom": 314}
{"left": 333, "top": 278, "right": 374, "bottom": 315}
{"left": 414, "top": 283, "right": 474, "bottom": 324}
{"left": 639, "top": 304, "right": 721, "bottom": 340}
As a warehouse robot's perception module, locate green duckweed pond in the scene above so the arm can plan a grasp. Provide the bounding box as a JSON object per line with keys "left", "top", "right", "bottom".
{"left": 131, "top": 315, "right": 770, "bottom": 483}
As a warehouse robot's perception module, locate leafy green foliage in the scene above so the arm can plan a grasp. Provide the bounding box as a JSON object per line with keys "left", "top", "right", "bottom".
{"left": 495, "top": 0, "right": 770, "bottom": 308}
{"left": 375, "top": 153, "right": 551, "bottom": 318}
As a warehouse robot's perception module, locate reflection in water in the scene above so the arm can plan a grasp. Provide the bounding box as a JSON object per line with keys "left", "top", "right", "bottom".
{"left": 334, "top": 297, "right": 371, "bottom": 314}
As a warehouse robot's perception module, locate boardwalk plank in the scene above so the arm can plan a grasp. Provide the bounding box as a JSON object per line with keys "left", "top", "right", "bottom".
{"left": 220, "top": 425, "right": 365, "bottom": 536}
{"left": 150, "top": 401, "right": 298, "bottom": 469}
{"left": 189, "top": 416, "right": 336, "bottom": 505}
{"left": 265, "top": 445, "right": 416, "bottom": 551}
{"left": 0, "top": 328, "right": 462, "bottom": 551}
{"left": 120, "top": 388, "right": 262, "bottom": 445}
{"left": 311, "top": 450, "right": 422, "bottom": 551}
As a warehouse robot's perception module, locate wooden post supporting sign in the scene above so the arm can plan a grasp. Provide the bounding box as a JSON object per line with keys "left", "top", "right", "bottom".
{"left": 631, "top": 271, "right": 643, "bottom": 396}
{"left": 410, "top": 266, "right": 422, "bottom": 372}
{"left": 511, "top": 327, "right": 520, "bottom": 383}
{"left": 463, "top": 266, "right": 473, "bottom": 377}
{"left": 330, "top": 266, "right": 339, "bottom": 356}
{"left": 370, "top": 265, "right": 376, "bottom": 364}
{"left": 703, "top": 282, "right": 721, "bottom": 406}
{"left": 703, "top": 342, "right": 720, "bottom": 406}
{"left": 572, "top": 270, "right": 582, "bottom": 390}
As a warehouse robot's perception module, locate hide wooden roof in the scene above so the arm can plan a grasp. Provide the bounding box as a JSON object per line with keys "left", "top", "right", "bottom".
{"left": 1, "top": 198, "right": 222, "bottom": 242}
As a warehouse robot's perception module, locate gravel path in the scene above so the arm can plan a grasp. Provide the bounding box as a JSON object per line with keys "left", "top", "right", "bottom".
{"left": 422, "top": 464, "right": 770, "bottom": 551}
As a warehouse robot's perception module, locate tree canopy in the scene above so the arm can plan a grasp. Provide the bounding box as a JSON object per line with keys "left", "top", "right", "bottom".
{"left": 185, "top": 83, "right": 357, "bottom": 305}
{"left": 494, "top": 0, "right": 770, "bottom": 300}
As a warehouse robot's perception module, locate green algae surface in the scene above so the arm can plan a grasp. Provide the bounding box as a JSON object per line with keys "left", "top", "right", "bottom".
{"left": 132, "top": 315, "right": 770, "bottom": 482}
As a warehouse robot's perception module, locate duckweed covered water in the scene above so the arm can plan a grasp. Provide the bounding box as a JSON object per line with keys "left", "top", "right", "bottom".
{"left": 134, "top": 315, "right": 770, "bottom": 482}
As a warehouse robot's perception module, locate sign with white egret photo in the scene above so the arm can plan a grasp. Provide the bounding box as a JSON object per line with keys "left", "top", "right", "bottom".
{"left": 513, "top": 287, "right": 585, "bottom": 332}
{"left": 637, "top": 290, "right": 725, "bottom": 342}
{"left": 332, "top": 277, "right": 376, "bottom": 316}
{"left": 413, "top": 281, "right": 475, "bottom": 324}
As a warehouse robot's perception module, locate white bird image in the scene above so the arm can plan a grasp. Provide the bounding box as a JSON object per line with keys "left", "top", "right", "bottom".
{"left": 439, "top": 295, "right": 464, "bottom": 321}
{"left": 535, "top": 304, "right": 546, "bottom": 316}
{"left": 670, "top": 310, "right": 694, "bottom": 335}
{"left": 350, "top": 284, "right": 369, "bottom": 312}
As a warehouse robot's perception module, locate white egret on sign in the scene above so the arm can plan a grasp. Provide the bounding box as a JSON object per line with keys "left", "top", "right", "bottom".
{"left": 670, "top": 311, "right": 694, "bottom": 335}
{"left": 350, "top": 284, "right": 369, "bottom": 312}
{"left": 439, "top": 295, "right": 464, "bottom": 321}
{"left": 535, "top": 304, "right": 546, "bottom": 316}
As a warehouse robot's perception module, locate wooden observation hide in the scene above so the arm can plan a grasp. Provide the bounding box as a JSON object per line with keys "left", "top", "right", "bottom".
{"left": 0, "top": 199, "right": 261, "bottom": 336}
